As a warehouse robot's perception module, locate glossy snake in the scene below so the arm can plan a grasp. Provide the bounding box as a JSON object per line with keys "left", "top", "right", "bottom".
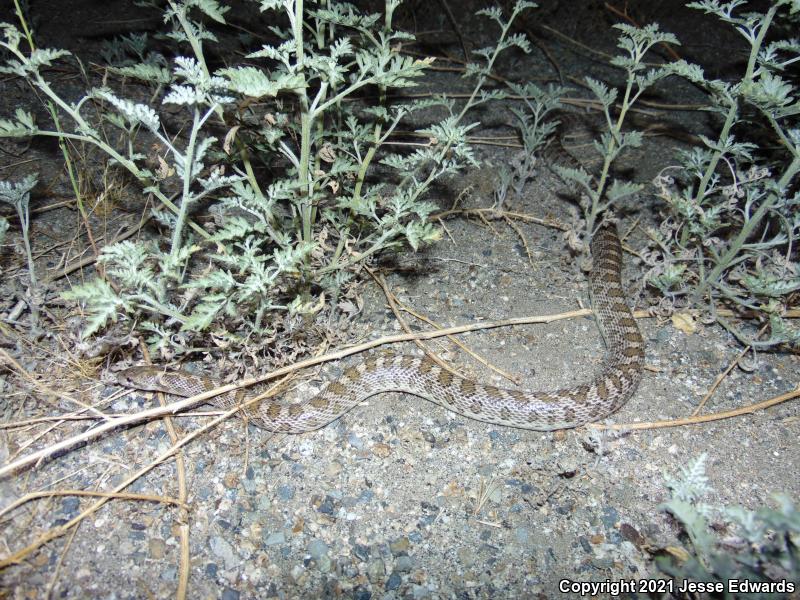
{"left": 116, "top": 223, "right": 644, "bottom": 432}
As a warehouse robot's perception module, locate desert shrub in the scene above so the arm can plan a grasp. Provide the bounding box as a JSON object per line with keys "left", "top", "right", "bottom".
{"left": 0, "top": 0, "right": 534, "bottom": 357}
{"left": 643, "top": 0, "right": 800, "bottom": 349}
{"left": 659, "top": 454, "right": 799, "bottom": 598}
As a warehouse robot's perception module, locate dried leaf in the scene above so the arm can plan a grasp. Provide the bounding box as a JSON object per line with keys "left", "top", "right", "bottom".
{"left": 672, "top": 312, "right": 697, "bottom": 335}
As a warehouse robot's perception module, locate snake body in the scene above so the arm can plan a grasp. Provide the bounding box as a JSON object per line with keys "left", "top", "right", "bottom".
{"left": 116, "top": 223, "right": 644, "bottom": 432}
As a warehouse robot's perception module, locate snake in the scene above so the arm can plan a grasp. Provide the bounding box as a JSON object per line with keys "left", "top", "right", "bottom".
{"left": 115, "top": 222, "right": 644, "bottom": 432}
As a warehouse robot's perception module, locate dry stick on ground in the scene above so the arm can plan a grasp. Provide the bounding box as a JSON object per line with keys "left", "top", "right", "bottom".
{"left": 0, "top": 375, "right": 292, "bottom": 568}
{"left": 30, "top": 196, "right": 80, "bottom": 214}
{"left": 367, "top": 267, "right": 520, "bottom": 385}
{"left": 524, "top": 24, "right": 565, "bottom": 85}
{"left": 368, "top": 267, "right": 475, "bottom": 376}
{"left": 503, "top": 215, "right": 536, "bottom": 266}
{"left": 534, "top": 23, "right": 618, "bottom": 65}
{"left": 399, "top": 49, "right": 512, "bottom": 85}
{"left": 431, "top": 207, "right": 568, "bottom": 231}
{"left": 588, "top": 385, "right": 800, "bottom": 431}
{"left": 474, "top": 209, "right": 500, "bottom": 234}
{"left": 0, "top": 409, "right": 225, "bottom": 429}
{"left": 473, "top": 476, "right": 501, "bottom": 518}
{"left": 394, "top": 300, "right": 520, "bottom": 385}
{"left": 0, "top": 490, "right": 187, "bottom": 521}
{"left": 692, "top": 324, "right": 769, "bottom": 417}
{"left": 394, "top": 89, "right": 707, "bottom": 114}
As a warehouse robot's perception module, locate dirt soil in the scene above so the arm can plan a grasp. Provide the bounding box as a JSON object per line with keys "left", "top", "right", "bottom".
{"left": 1, "top": 1, "right": 798, "bottom": 599}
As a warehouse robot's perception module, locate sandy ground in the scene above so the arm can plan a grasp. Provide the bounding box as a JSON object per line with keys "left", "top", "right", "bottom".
{"left": 1, "top": 1, "right": 798, "bottom": 598}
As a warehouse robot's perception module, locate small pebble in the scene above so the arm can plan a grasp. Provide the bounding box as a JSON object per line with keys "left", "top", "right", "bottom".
{"left": 317, "top": 496, "right": 336, "bottom": 515}
{"left": 515, "top": 528, "right": 529, "bottom": 545}
{"left": 221, "top": 588, "right": 240, "bottom": 600}
{"left": 394, "top": 555, "right": 413, "bottom": 573}
{"left": 366, "top": 559, "right": 385, "bottom": 582}
{"left": 290, "top": 565, "right": 305, "bottom": 583}
{"left": 600, "top": 507, "right": 619, "bottom": 530}
{"left": 352, "top": 588, "right": 372, "bottom": 600}
{"left": 277, "top": 485, "right": 295, "bottom": 501}
{"left": 317, "top": 555, "right": 332, "bottom": 573}
{"left": 149, "top": 538, "right": 166, "bottom": 559}
{"left": 353, "top": 544, "right": 371, "bottom": 561}
{"left": 210, "top": 536, "right": 236, "bottom": 569}
{"left": 263, "top": 531, "right": 285, "bottom": 546}
{"left": 325, "top": 461, "right": 343, "bottom": 477}
{"left": 386, "top": 573, "right": 402, "bottom": 590}
{"left": 61, "top": 498, "right": 80, "bottom": 514}
{"left": 389, "top": 537, "right": 409, "bottom": 555}
{"left": 412, "top": 584, "right": 430, "bottom": 599}
{"left": 307, "top": 539, "right": 329, "bottom": 562}
{"left": 372, "top": 442, "right": 391, "bottom": 458}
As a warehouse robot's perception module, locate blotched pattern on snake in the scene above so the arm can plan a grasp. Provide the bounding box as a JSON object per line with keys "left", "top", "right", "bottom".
{"left": 116, "top": 223, "right": 644, "bottom": 432}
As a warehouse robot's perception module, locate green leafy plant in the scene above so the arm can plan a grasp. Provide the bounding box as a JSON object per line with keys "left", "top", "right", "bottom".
{"left": 0, "top": 175, "right": 37, "bottom": 283}
{"left": 0, "top": 175, "right": 39, "bottom": 326}
{"left": 659, "top": 454, "right": 799, "bottom": 598}
{"left": 644, "top": 0, "right": 800, "bottom": 349}
{"left": 1, "top": 0, "right": 535, "bottom": 357}
{"left": 494, "top": 82, "right": 566, "bottom": 209}
{"left": 554, "top": 23, "right": 679, "bottom": 246}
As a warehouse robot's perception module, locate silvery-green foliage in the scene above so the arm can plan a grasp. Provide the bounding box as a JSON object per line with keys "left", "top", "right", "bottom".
{"left": 501, "top": 83, "right": 566, "bottom": 200}
{"left": 645, "top": 0, "right": 800, "bottom": 349}
{"left": 0, "top": 108, "right": 37, "bottom": 137}
{"left": 93, "top": 90, "right": 161, "bottom": 132}
{"left": 162, "top": 0, "right": 229, "bottom": 45}
{"left": 553, "top": 23, "right": 677, "bottom": 237}
{"left": 458, "top": 1, "right": 536, "bottom": 118}
{"left": 0, "top": 175, "right": 37, "bottom": 215}
{"left": 0, "top": 35, "right": 70, "bottom": 78}
{"left": 658, "top": 454, "right": 799, "bottom": 594}
{"left": 62, "top": 278, "right": 131, "bottom": 337}
{"left": 100, "top": 32, "right": 171, "bottom": 84}
{"left": 663, "top": 453, "right": 712, "bottom": 506}
{"left": 0, "top": 175, "right": 38, "bottom": 287}
{"left": 2, "top": 0, "right": 536, "bottom": 355}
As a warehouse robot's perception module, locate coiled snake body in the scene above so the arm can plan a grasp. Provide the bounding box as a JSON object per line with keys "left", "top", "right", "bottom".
{"left": 116, "top": 223, "right": 644, "bottom": 432}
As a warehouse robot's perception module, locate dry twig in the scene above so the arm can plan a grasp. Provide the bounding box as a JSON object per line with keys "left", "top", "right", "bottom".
{"left": 588, "top": 385, "right": 800, "bottom": 431}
